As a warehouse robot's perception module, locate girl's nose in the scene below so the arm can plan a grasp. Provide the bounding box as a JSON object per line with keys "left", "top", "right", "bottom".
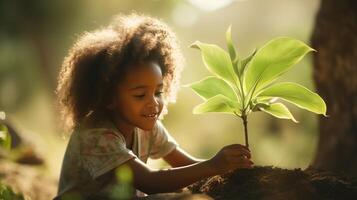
{"left": 147, "top": 96, "right": 159, "bottom": 107}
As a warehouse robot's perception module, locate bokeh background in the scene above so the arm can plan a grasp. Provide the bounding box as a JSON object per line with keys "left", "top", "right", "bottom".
{"left": 0, "top": 0, "right": 321, "bottom": 180}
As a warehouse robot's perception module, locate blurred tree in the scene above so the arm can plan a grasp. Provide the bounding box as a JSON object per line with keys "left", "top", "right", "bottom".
{"left": 311, "top": 0, "right": 357, "bottom": 176}
{"left": 0, "top": 0, "right": 180, "bottom": 112}
{"left": 0, "top": 0, "right": 80, "bottom": 111}
{"left": 0, "top": 0, "right": 80, "bottom": 88}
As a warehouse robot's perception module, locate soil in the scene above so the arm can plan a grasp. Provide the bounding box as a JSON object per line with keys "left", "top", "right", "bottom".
{"left": 2, "top": 163, "right": 357, "bottom": 200}
{"left": 187, "top": 166, "right": 357, "bottom": 200}
{"left": 0, "top": 160, "right": 57, "bottom": 200}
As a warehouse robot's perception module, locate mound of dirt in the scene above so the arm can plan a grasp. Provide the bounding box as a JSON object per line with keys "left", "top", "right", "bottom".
{"left": 0, "top": 161, "right": 57, "bottom": 200}
{"left": 188, "top": 166, "right": 357, "bottom": 200}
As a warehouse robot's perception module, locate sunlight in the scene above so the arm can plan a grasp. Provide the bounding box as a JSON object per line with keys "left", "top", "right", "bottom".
{"left": 172, "top": 3, "right": 198, "bottom": 27}
{"left": 187, "top": 0, "right": 247, "bottom": 11}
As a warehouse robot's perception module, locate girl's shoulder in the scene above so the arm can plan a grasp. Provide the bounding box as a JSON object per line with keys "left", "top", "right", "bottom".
{"left": 75, "top": 115, "right": 124, "bottom": 142}
{"left": 76, "top": 124, "right": 127, "bottom": 155}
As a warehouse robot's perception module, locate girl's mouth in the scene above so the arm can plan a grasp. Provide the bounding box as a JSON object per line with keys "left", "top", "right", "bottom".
{"left": 143, "top": 113, "right": 158, "bottom": 119}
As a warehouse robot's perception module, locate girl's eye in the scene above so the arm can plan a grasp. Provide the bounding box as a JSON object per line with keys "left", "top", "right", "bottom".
{"left": 155, "top": 92, "right": 163, "bottom": 97}
{"left": 133, "top": 92, "right": 162, "bottom": 99}
{"left": 133, "top": 94, "right": 145, "bottom": 99}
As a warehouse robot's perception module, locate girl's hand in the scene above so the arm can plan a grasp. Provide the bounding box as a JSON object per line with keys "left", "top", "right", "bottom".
{"left": 208, "top": 144, "right": 253, "bottom": 174}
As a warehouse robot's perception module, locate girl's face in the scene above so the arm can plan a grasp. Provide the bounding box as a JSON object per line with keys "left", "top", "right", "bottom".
{"left": 112, "top": 62, "right": 164, "bottom": 131}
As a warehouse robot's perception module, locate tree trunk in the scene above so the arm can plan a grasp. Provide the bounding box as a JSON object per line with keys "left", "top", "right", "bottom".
{"left": 311, "top": 0, "right": 357, "bottom": 176}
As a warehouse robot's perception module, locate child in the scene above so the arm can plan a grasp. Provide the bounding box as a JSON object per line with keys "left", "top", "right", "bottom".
{"left": 55, "top": 13, "right": 253, "bottom": 199}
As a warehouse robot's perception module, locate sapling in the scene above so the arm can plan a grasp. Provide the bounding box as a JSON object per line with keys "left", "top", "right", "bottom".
{"left": 188, "top": 26, "right": 327, "bottom": 148}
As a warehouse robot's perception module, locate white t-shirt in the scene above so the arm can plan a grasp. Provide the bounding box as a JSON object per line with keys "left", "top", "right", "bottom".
{"left": 54, "top": 118, "right": 178, "bottom": 199}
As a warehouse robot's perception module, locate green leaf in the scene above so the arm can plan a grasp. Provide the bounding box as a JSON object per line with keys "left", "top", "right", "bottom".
{"left": 244, "top": 37, "right": 315, "bottom": 97}
{"left": 0, "top": 183, "right": 25, "bottom": 200}
{"left": 260, "top": 103, "right": 298, "bottom": 123}
{"left": 191, "top": 41, "right": 239, "bottom": 86}
{"left": 188, "top": 76, "right": 239, "bottom": 102}
{"left": 116, "top": 165, "right": 133, "bottom": 183}
{"left": 239, "top": 48, "right": 257, "bottom": 77}
{"left": 193, "top": 94, "right": 240, "bottom": 115}
{"left": 256, "top": 96, "right": 279, "bottom": 104}
{"left": 225, "top": 25, "right": 238, "bottom": 63}
{"left": 250, "top": 97, "right": 279, "bottom": 112}
{"left": 257, "top": 82, "right": 327, "bottom": 115}
{"left": 251, "top": 102, "right": 270, "bottom": 112}
{"left": 0, "top": 124, "right": 11, "bottom": 150}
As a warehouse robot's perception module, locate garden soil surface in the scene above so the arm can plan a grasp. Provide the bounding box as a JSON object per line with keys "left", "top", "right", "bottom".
{"left": 2, "top": 162, "right": 357, "bottom": 200}
{"left": 186, "top": 166, "right": 357, "bottom": 200}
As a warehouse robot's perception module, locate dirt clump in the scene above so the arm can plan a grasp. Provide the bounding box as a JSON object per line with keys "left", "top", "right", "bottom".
{"left": 188, "top": 166, "right": 357, "bottom": 200}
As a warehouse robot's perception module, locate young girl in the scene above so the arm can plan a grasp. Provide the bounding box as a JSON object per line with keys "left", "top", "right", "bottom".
{"left": 55, "top": 13, "right": 253, "bottom": 199}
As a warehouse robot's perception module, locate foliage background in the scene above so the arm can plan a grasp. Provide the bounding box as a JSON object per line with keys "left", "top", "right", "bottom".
{"left": 0, "top": 0, "right": 321, "bottom": 179}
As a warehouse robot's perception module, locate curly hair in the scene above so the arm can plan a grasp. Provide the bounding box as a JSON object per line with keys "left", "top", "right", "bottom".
{"left": 56, "top": 13, "right": 184, "bottom": 132}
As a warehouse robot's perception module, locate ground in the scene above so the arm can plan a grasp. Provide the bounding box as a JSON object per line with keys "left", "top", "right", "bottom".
{"left": 0, "top": 161, "right": 57, "bottom": 200}
{"left": 1, "top": 162, "right": 357, "bottom": 200}
{"left": 187, "top": 166, "right": 357, "bottom": 200}
{"left": 139, "top": 166, "right": 357, "bottom": 200}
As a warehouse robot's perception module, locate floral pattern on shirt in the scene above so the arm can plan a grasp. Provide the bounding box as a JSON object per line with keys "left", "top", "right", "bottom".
{"left": 56, "top": 120, "right": 178, "bottom": 199}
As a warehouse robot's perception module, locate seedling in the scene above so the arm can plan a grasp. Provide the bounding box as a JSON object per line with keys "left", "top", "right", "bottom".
{"left": 188, "top": 26, "right": 326, "bottom": 148}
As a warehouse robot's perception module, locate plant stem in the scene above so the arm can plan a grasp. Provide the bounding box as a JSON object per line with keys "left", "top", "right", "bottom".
{"left": 234, "top": 61, "right": 249, "bottom": 148}
{"left": 242, "top": 115, "right": 249, "bottom": 148}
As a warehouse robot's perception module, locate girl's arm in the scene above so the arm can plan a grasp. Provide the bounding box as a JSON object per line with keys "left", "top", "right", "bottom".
{"left": 163, "top": 147, "right": 204, "bottom": 167}
{"left": 124, "top": 144, "right": 253, "bottom": 194}
{"left": 125, "top": 157, "right": 214, "bottom": 194}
